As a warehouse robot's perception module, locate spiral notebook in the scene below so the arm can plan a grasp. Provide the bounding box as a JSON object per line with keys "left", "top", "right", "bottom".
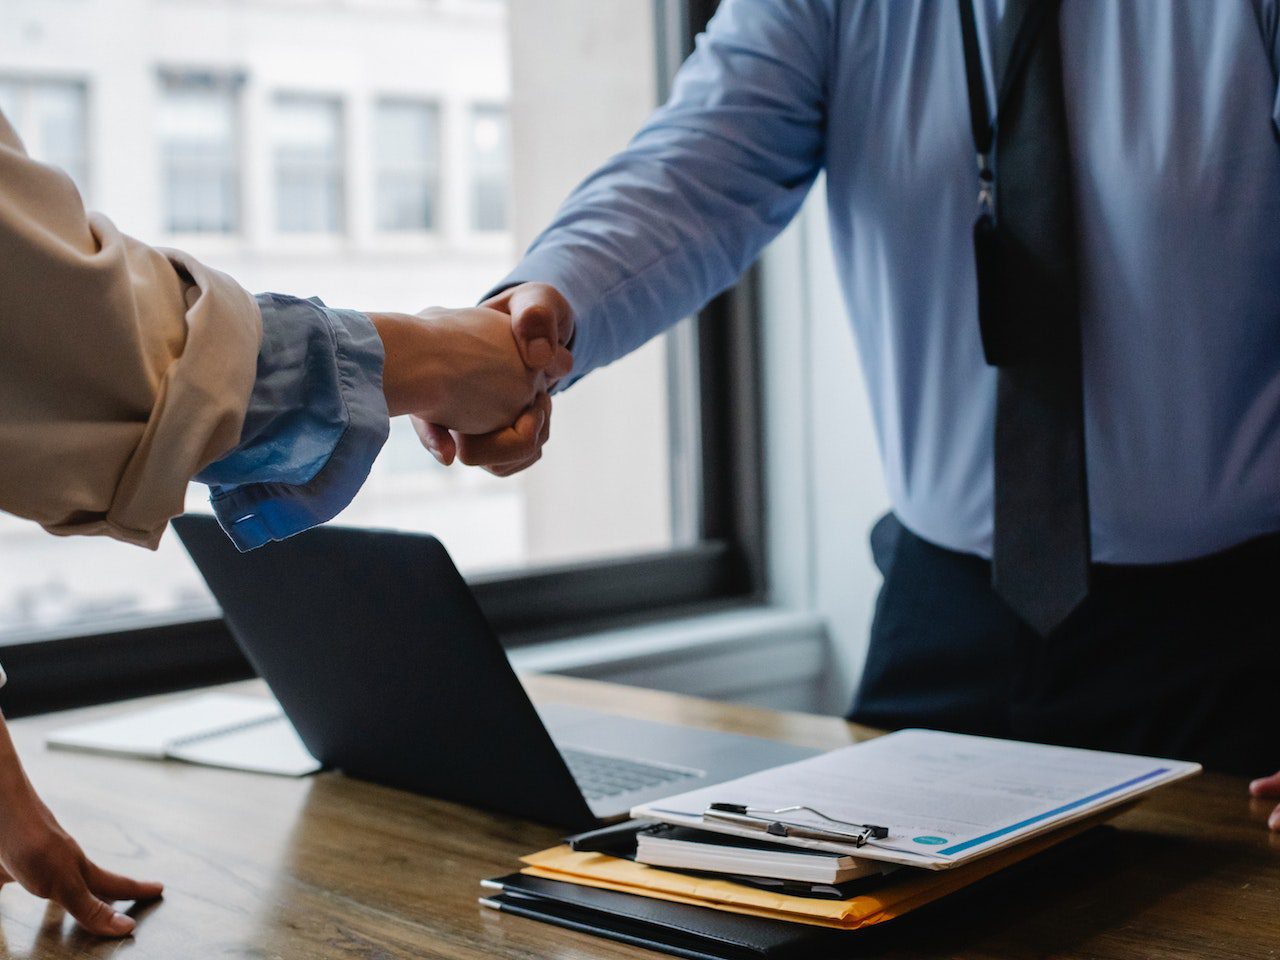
{"left": 46, "top": 692, "right": 320, "bottom": 777}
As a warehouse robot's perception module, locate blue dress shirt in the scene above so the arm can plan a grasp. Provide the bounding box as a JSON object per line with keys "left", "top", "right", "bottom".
{"left": 197, "top": 294, "right": 389, "bottom": 551}
{"left": 497, "top": 0, "right": 1280, "bottom": 564}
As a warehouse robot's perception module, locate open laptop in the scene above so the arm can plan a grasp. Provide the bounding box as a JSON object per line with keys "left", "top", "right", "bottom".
{"left": 174, "top": 516, "right": 816, "bottom": 831}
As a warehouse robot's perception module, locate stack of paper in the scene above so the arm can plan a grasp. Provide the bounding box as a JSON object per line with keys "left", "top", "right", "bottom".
{"left": 519, "top": 813, "right": 1106, "bottom": 930}
{"left": 481, "top": 729, "right": 1200, "bottom": 958}
{"left": 632, "top": 729, "right": 1201, "bottom": 870}
{"left": 635, "top": 825, "right": 884, "bottom": 884}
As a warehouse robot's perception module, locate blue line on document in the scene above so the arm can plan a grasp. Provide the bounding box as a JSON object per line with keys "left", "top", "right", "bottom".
{"left": 937, "top": 767, "right": 1170, "bottom": 856}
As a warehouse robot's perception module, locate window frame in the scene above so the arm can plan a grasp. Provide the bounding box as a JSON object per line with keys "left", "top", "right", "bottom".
{"left": 0, "top": 0, "right": 766, "bottom": 719}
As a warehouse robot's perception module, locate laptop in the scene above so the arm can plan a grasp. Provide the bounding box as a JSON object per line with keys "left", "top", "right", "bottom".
{"left": 173, "top": 516, "right": 816, "bottom": 831}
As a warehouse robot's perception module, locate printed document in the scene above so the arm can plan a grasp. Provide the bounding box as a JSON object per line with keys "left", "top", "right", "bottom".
{"left": 632, "top": 729, "right": 1200, "bottom": 869}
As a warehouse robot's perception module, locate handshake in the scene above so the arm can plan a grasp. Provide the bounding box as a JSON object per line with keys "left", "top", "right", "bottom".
{"left": 368, "top": 283, "right": 573, "bottom": 476}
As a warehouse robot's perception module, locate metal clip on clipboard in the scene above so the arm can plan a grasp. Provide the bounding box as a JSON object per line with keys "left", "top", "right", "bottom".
{"left": 703, "top": 802, "right": 890, "bottom": 848}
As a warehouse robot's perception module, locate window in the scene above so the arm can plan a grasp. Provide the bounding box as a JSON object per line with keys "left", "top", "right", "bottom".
{"left": 273, "top": 95, "right": 345, "bottom": 234}
{"left": 470, "top": 104, "right": 509, "bottom": 232}
{"left": 0, "top": 77, "right": 89, "bottom": 196}
{"left": 0, "top": 0, "right": 759, "bottom": 715}
{"left": 375, "top": 99, "right": 441, "bottom": 232}
{"left": 159, "top": 74, "right": 241, "bottom": 234}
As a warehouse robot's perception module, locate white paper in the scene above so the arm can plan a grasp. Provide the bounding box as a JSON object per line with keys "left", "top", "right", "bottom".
{"left": 47, "top": 693, "right": 283, "bottom": 760}
{"left": 633, "top": 729, "right": 1200, "bottom": 870}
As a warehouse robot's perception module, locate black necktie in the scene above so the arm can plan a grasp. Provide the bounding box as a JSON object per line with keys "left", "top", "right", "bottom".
{"left": 983, "top": 0, "right": 1092, "bottom": 634}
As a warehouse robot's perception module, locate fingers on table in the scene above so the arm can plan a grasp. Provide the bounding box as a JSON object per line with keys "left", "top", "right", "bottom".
{"left": 52, "top": 858, "right": 163, "bottom": 938}
{"left": 55, "top": 878, "right": 133, "bottom": 937}
{"left": 1249, "top": 771, "right": 1280, "bottom": 799}
{"left": 1248, "top": 772, "right": 1280, "bottom": 831}
{"left": 81, "top": 860, "right": 163, "bottom": 903}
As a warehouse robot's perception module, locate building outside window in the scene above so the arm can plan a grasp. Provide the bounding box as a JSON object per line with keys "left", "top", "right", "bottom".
{"left": 0, "top": 77, "right": 89, "bottom": 198}
{"left": 158, "top": 73, "right": 241, "bottom": 234}
{"left": 470, "top": 104, "right": 509, "bottom": 232}
{"left": 273, "top": 94, "right": 345, "bottom": 234}
{"left": 375, "top": 99, "right": 441, "bottom": 232}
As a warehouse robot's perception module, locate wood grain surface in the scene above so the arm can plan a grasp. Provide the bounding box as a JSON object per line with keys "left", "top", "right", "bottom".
{"left": 1, "top": 674, "right": 1276, "bottom": 959}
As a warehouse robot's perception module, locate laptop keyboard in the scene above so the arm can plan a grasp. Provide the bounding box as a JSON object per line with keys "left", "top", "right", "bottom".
{"left": 561, "top": 748, "right": 701, "bottom": 801}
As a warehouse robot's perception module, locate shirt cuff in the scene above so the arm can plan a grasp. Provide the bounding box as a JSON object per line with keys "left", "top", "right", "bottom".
{"left": 198, "top": 295, "right": 390, "bottom": 551}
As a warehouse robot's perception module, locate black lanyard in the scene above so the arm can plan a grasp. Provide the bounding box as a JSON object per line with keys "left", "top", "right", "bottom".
{"left": 957, "top": 0, "right": 1062, "bottom": 213}
{"left": 958, "top": 0, "right": 1063, "bottom": 366}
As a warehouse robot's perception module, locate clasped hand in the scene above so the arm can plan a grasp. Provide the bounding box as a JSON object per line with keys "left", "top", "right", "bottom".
{"left": 378, "top": 284, "right": 574, "bottom": 476}
{"left": 368, "top": 285, "right": 571, "bottom": 475}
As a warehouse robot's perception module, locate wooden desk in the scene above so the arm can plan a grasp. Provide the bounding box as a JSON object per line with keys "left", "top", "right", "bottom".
{"left": 3, "top": 675, "right": 1278, "bottom": 959}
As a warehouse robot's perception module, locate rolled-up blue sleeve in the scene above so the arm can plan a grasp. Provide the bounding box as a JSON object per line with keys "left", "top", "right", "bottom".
{"left": 195, "top": 293, "right": 390, "bottom": 551}
{"left": 490, "top": 0, "right": 832, "bottom": 389}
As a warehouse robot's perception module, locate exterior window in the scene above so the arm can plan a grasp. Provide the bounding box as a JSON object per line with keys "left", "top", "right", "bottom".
{"left": 158, "top": 75, "right": 241, "bottom": 234}
{"left": 273, "top": 95, "right": 345, "bottom": 234}
{"left": 375, "top": 100, "right": 441, "bottom": 232}
{"left": 470, "top": 104, "right": 509, "bottom": 232}
{"left": 2, "top": 2, "right": 727, "bottom": 663}
{"left": 0, "top": 78, "right": 89, "bottom": 197}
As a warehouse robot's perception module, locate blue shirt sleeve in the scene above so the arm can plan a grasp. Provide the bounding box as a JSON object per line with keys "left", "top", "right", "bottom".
{"left": 195, "top": 293, "right": 390, "bottom": 551}
{"left": 490, "top": 0, "right": 833, "bottom": 388}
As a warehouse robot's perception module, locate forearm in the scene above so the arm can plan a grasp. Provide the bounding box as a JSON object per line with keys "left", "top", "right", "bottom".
{"left": 494, "top": 0, "right": 831, "bottom": 385}
{"left": 0, "top": 112, "right": 260, "bottom": 547}
{"left": 0, "top": 714, "right": 33, "bottom": 813}
{"left": 197, "top": 299, "right": 543, "bottom": 550}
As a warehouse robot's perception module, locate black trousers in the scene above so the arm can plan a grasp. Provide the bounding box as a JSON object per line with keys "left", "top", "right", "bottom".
{"left": 848, "top": 514, "right": 1280, "bottom": 777}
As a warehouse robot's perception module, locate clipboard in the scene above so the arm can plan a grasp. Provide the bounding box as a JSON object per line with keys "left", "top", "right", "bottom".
{"left": 632, "top": 729, "right": 1200, "bottom": 870}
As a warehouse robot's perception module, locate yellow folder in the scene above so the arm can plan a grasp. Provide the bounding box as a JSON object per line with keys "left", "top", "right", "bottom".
{"left": 521, "top": 813, "right": 1111, "bottom": 931}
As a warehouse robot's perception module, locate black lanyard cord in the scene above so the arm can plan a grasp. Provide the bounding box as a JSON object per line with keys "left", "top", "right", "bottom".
{"left": 959, "top": 0, "right": 1065, "bottom": 367}
{"left": 958, "top": 0, "right": 994, "bottom": 158}
{"left": 957, "top": 0, "right": 1063, "bottom": 167}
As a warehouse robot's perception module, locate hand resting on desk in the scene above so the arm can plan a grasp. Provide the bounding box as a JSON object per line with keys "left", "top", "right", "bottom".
{"left": 1249, "top": 769, "right": 1280, "bottom": 831}
{"left": 0, "top": 712, "right": 162, "bottom": 937}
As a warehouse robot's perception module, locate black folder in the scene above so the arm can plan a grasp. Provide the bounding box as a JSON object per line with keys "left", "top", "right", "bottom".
{"left": 481, "top": 872, "right": 838, "bottom": 960}
{"left": 483, "top": 827, "right": 1118, "bottom": 959}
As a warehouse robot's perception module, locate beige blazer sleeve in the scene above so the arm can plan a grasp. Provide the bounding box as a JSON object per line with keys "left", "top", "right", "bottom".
{"left": 0, "top": 111, "right": 262, "bottom": 549}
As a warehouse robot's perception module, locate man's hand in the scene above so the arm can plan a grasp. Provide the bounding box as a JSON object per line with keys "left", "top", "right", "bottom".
{"left": 415, "top": 283, "right": 574, "bottom": 473}
{"left": 483, "top": 282, "right": 575, "bottom": 377}
{"left": 1249, "top": 771, "right": 1280, "bottom": 831}
{"left": 0, "top": 719, "right": 162, "bottom": 937}
{"left": 369, "top": 306, "right": 545, "bottom": 435}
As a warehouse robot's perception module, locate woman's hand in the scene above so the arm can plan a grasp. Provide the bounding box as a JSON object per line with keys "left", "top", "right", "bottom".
{"left": 0, "top": 716, "right": 162, "bottom": 937}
